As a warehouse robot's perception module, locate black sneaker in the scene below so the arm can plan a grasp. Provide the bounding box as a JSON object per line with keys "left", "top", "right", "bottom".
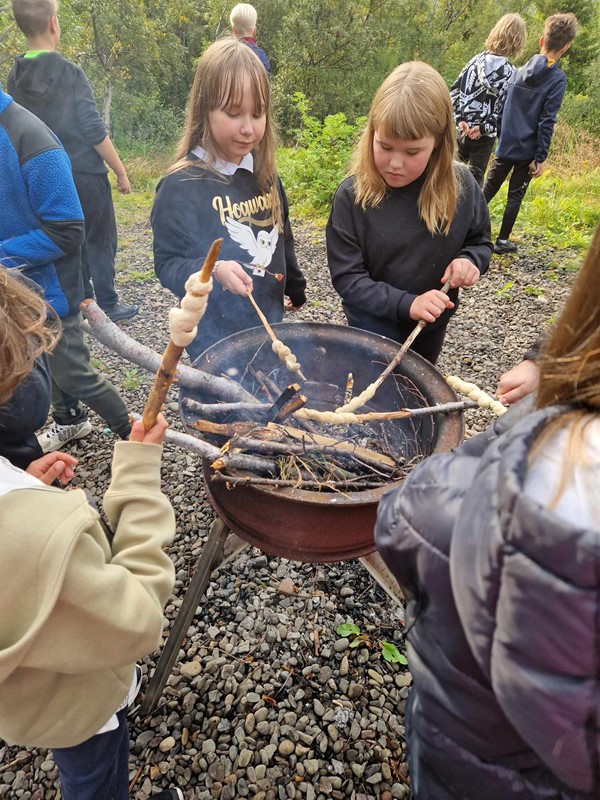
{"left": 493, "top": 239, "right": 518, "bottom": 254}
{"left": 104, "top": 303, "right": 139, "bottom": 322}
{"left": 152, "top": 790, "right": 183, "bottom": 799}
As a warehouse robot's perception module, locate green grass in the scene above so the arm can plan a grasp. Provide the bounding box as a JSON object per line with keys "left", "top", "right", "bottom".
{"left": 487, "top": 168, "right": 600, "bottom": 259}
{"left": 111, "top": 142, "right": 600, "bottom": 265}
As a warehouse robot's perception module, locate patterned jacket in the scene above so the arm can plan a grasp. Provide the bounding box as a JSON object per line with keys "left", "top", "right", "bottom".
{"left": 451, "top": 50, "right": 516, "bottom": 137}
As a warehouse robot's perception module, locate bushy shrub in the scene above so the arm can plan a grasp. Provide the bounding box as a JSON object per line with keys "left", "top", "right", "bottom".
{"left": 278, "top": 93, "right": 365, "bottom": 221}
{"left": 111, "top": 91, "right": 182, "bottom": 151}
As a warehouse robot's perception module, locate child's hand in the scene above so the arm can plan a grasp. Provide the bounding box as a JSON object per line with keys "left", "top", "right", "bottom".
{"left": 214, "top": 261, "right": 254, "bottom": 295}
{"left": 129, "top": 414, "right": 168, "bottom": 445}
{"left": 467, "top": 125, "right": 481, "bottom": 140}
{"left": 529, "top": 160, "right": 545, "bottom": 178}
{"left": 496, "top": 360, "right": 539, "bottom": 405}
{"left": 442, "top": 259, "right": 480, "bottom": 288}
{"left": 26, "top": 452, "right": 78, "bottom": 486}
{"left": 458, "top": 121, "right": 469, "bottom": 137}
{"left": 116, "top": 171, "right": 131, "bottom": 194}
{"left": 410, "top": 290, "right": 454, "bottom": 324}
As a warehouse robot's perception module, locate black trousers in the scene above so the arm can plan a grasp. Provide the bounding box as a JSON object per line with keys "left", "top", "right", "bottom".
{"left": 73, "top": 171, "right": 119, "bottom": 309}
{"left": 483, "top": 157, "right": 532, "bottom": 240}
{"left": 456, "top": 134, "right": 495, "bottom": 187}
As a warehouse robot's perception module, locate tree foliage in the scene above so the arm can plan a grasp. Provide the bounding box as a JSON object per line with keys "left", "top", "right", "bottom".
{"left": 0, "top": 0, "right": 598, "bottom": 144}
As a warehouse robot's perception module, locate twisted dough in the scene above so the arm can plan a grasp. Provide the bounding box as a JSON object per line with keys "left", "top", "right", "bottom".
{"left": 168, "top": 274, "right": 213, "bottom": 347}
{"left": 336, "top": 383, "right": 378, "bottom": 414}
{"left": 445, "top": 375, "right": 506, "bottom": 416}
{"left": 272, "top": 339, "right": 302, "bottom": 374}
{"left": 295, "top": 408, "right": 358, "bottom": 424}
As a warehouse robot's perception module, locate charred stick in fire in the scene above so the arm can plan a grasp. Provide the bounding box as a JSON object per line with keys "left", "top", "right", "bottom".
{"left": 336, "top": 279, "right": 451, "bottom": 414}
{"left": 246, "top": 289, "right": 307, "bottom": 380}
{"left": 211, "top": 473, "right": 388, "bottom": 491}
{"left": 255, "top": 371, "right": 318, "bottom": 434}
{"left": 266, "top": 384, "right": 302, "bottom": 420}
{"left": 230, "top": 436, "right": 398, "bottom": 476}
{"left": 81, "top": 300, "right": 258, "bottom": 403}
{"left": 130, "top": 412, "right": 277, "bottom": 474}
{"left": 273, "top": 393, "right": 308, "bottom": 422}
{"left": 182, "top": 397, "right": 270, "bottom": 419}
{"left": 141, "top": 239, "right": 222, "bottom": 430}
{"left": 344, "top": 373, "right": 354, "bottom": 405}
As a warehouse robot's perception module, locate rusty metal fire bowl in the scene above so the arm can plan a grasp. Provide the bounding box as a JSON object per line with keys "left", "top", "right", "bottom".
{"left": 180, "top": 323, "right": 463, "bottom": 563}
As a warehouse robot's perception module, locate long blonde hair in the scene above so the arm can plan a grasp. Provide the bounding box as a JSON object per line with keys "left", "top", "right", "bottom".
{"left": 485, "top": 14, "right": 526, "bottom": 58}
{"left": 0, "top": 267, "right": 60, "bottom": 406}
{"left": 351, "top": 62, "right": 457, "bottom": 235}
{"left": 171, "top": 36, "right": 281, "bottom": 227}
{"left": 532, "top": 223, "right": 600, "bottom": 493}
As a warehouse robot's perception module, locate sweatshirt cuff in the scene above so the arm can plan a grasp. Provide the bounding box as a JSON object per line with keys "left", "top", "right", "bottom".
{"left": 287, "top": 288, "right": 307, "bottom": 307}
{"left": 111, "top": 441, "right": 164, "bottom": 490}
{"left": 397, "top": 293, "right": 417, "bottom": 322}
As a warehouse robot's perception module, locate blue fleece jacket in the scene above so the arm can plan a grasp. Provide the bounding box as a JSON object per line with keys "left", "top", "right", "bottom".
{"left": 0, "top": 87, "right": 84, "bottom": 317}
{"left": 496, "top": 54, "right": 567, "bottom": 164}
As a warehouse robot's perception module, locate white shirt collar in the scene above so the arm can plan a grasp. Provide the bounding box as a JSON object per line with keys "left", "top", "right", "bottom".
{"left": 191, "top": 146, "right": 254, "bottom": 176}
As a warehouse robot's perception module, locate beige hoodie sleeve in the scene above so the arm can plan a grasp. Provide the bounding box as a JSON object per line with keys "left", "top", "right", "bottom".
{"left": 26, "top": 442, "right": 176, "bottom": 673}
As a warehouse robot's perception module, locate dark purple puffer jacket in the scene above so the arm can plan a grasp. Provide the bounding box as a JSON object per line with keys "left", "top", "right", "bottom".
{"left": 375, "top": 404, "right": 598, "bottom": 800}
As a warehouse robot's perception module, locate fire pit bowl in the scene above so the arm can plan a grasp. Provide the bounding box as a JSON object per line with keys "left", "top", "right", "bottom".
{"left": 181, "top": 323, "right": 463, "bottom": 562}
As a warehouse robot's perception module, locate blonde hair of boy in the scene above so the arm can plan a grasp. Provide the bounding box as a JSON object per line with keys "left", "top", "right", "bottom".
{"left": 230, "top": 3, "right": 257, "bottom": 37}
{"left": 11, "top": 0, "right": 57, "bottom": 39}
{"left": 485, "top": 13, "right": 526, "bottom": 59}
{"left": 0, "top": 267, "right": 60, "bottom": 406}
{"left": 543, "top": 13, "right": 578, "bottom": 53}
{"left": 171, "top": 37, "right": 281, "bottom": 228}
{"left": 351, "top": 61, "right": 457, "bottom": 236}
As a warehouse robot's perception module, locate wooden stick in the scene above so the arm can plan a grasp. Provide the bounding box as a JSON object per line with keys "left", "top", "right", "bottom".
{"left": 246, "top": 290, "right": 307, "bottom": 380}
{"left": 296, "top": 398, "right": 475, "bottom": 424}
{"left": 141, "top": 239, "right": 222, "bottom": 430}
{"left": 336, "top": 279, "right": 451, "bottom": 414}
{"left": 81, "top": 300, "right": 258, "bottom": 403}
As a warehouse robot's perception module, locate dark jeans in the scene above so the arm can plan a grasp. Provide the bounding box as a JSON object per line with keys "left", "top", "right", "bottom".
{"left": 456, "top": 134, "right": 495, "bottom": 187}
{"left": 49, "top": 312, "right": 130, "bottom": 436}
{"left": 483, "top": 157, "right": 532, "bottom": 240}
{"left": 73, "top": 172, "right": 119, "bottom": 310}
{"left": 52, "top": 708, "right": 129, "bottom": 800}
{"left": 343, "top": 304, "right": 447, "bottom": 365}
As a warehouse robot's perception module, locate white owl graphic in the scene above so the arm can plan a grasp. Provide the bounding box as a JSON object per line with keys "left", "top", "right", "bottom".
{"left": 225, "top": 216, "right": 279, "bottom": 275}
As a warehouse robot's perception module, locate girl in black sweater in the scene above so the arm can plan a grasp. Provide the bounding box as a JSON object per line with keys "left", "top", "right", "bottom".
{"left": 326, "top": 61, "right": 492, "bottom": 363}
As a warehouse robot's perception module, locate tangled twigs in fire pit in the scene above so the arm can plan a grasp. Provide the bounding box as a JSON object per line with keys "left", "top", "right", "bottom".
{"left": 81, "top": 300, "right": 257, "bottom": 403}
{"left": 336, "top": 279, "right": 452, "bottom": 414}
{"left": 142, "top": 238, "right": 222, "bottom": 429}
{"left": 246, "top": 289, "right": 307, "bottom": 380}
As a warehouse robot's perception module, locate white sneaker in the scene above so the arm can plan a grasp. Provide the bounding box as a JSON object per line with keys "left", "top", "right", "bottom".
{"left": 37, "top": 419, "right": 93, "bottom": 453}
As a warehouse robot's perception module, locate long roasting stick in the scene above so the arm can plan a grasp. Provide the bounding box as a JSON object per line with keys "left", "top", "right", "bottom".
{"left": 246, "top": 289, "right": 307, "bottom": 380}
{"left": 336, "top": 279, "right": 452, "bottom": 414}
{"left": 141, "top": 239, "right": 222, "bottom": 430}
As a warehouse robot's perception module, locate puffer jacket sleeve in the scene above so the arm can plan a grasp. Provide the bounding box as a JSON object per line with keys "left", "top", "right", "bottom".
{"left": 450, "top": 413, "right": 600, "bottom": 794}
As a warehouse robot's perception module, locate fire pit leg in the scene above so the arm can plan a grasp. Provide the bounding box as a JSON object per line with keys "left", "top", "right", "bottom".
{"left": 140, "top": 517, "right": 232, "bottom": 716}
{"left": 359, "top": 552, "right": 408, "bottom": 613}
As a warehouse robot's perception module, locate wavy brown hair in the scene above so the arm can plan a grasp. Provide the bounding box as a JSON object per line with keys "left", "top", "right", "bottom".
{"left": 351, "top": 61, "right": 458, "bottom": 235}
{"left": 532, "top": 223, "right": 600, "bottom": 494}
{"left": 485, "top": 13, "right": 526, "bottom": 59}
{"left": 0, "top": 267, "right": 60, "bottom": 406}
{"left": 170, "top": 36, "right": 282, "bottom": 228}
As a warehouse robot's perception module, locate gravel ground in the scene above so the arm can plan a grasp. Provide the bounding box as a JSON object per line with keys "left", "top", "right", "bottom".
{"left": 0, "top": 215, "right": 577, "bottom": 800}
